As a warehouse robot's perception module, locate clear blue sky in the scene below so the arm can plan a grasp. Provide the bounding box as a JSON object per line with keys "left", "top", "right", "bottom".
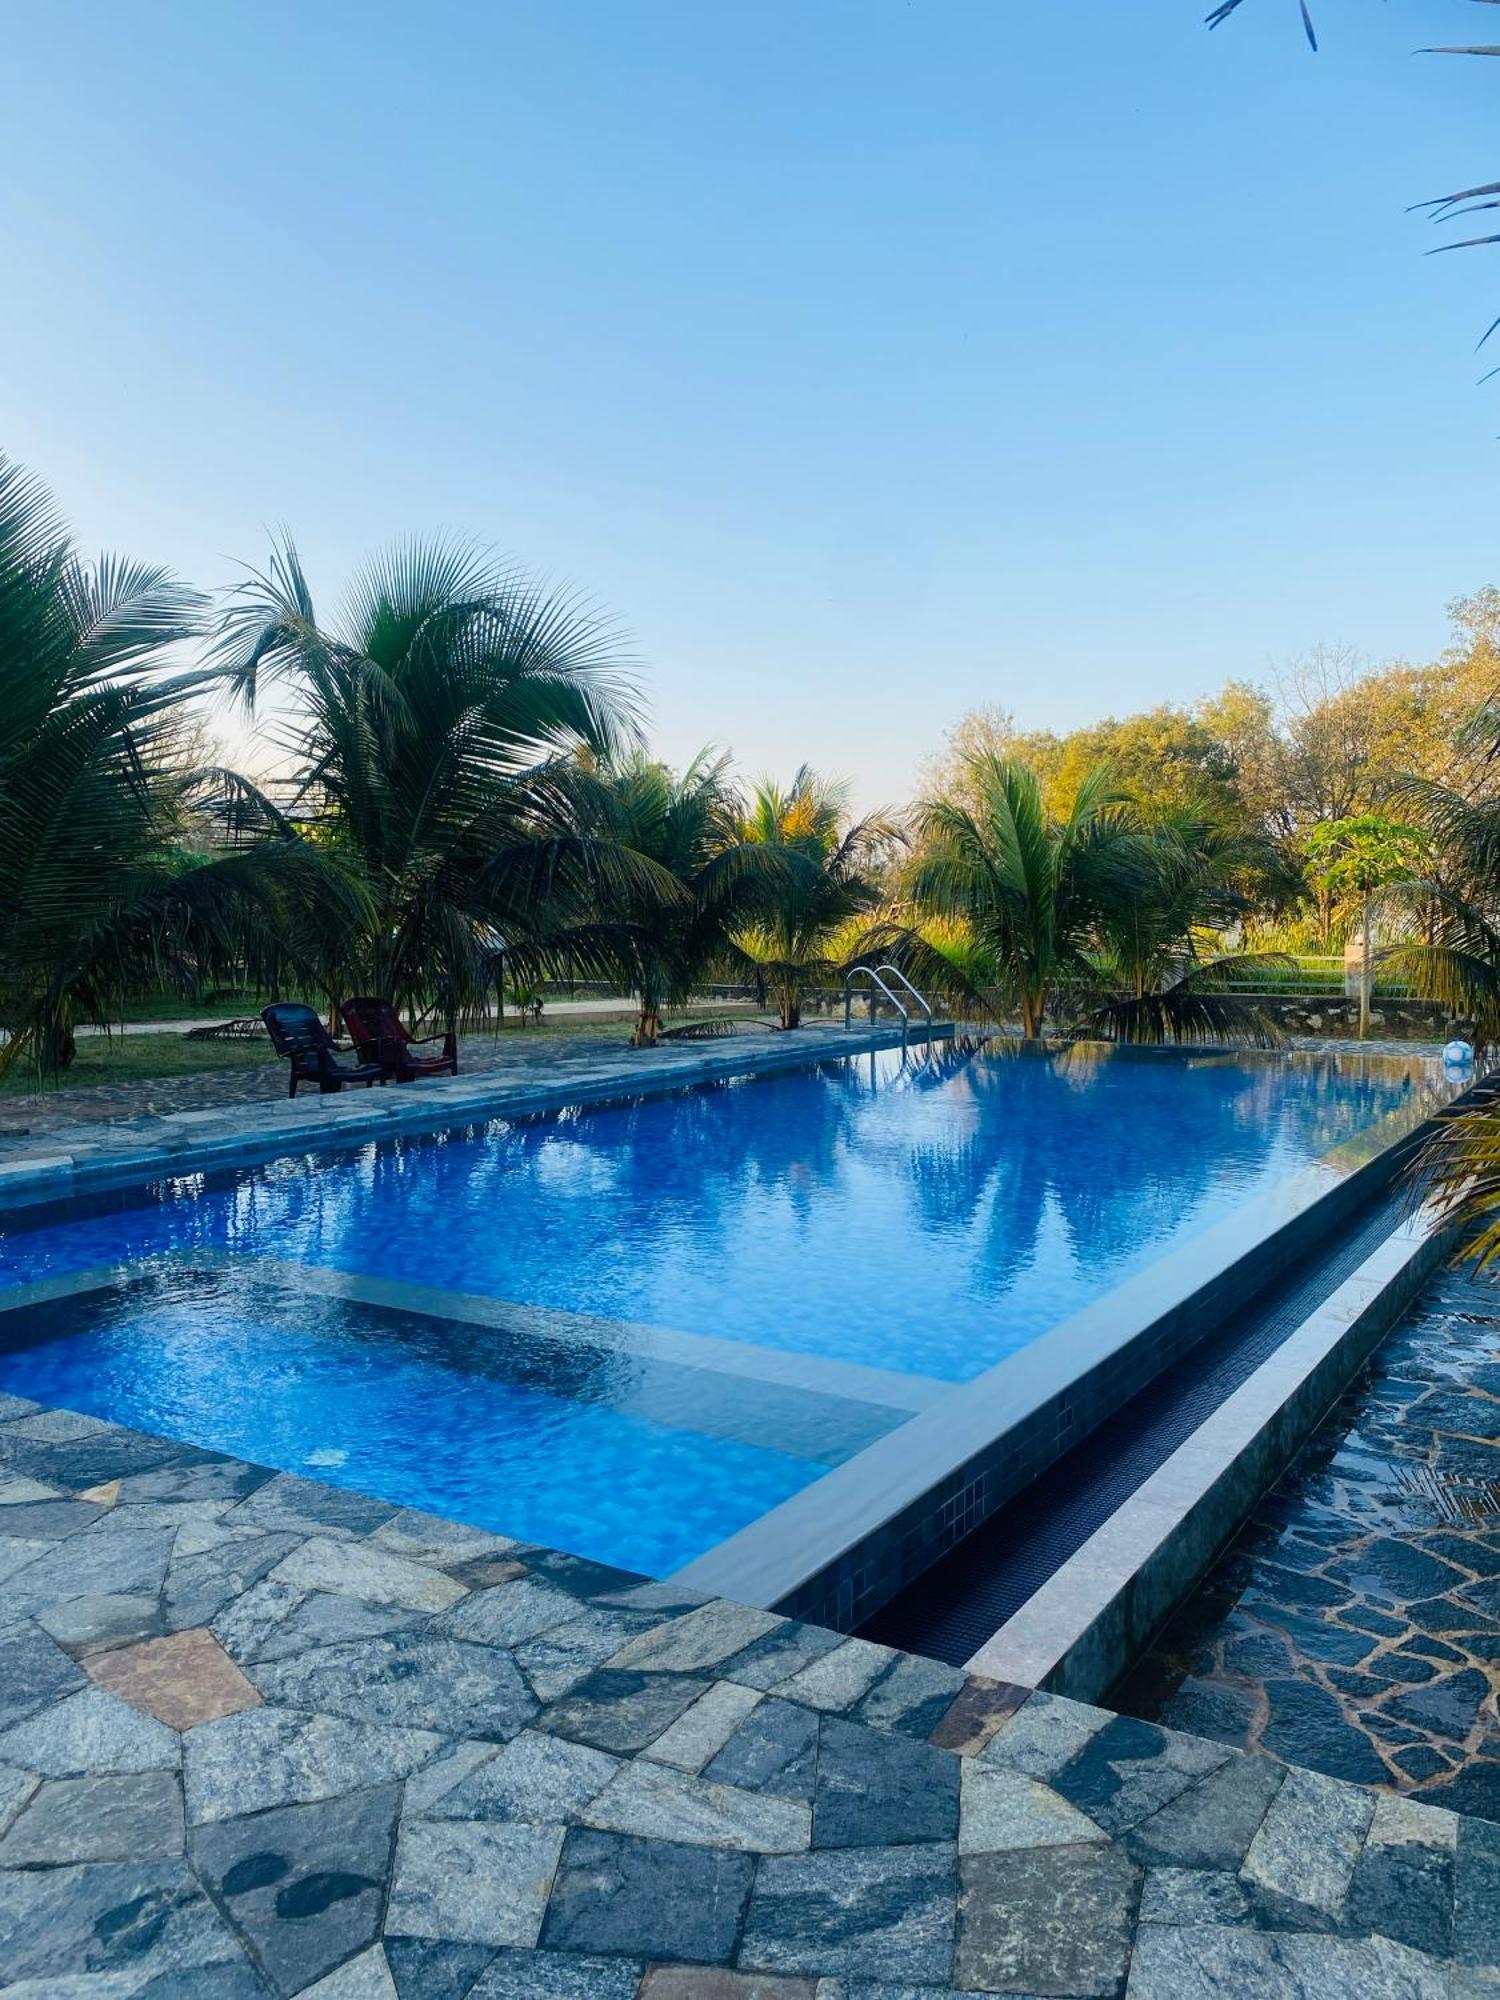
{"left": 5, "top": 1, "right": 1497, "bottom": 804}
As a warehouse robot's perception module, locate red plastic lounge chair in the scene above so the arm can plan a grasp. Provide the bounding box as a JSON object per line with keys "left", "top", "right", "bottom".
{"left": 339, "top": 997, "right": 459, "bottom": 1083}
{"left": 260, "top": 1003, "right": 387, "bottom": 1098}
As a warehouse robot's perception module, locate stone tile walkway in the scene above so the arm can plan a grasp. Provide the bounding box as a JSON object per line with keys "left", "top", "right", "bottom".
{"left": 1119, "top": 1261, "right": 1500, "bottom": 1826}
{"left": 0, "top": 1403, "right": 1494, "bottom": 1995}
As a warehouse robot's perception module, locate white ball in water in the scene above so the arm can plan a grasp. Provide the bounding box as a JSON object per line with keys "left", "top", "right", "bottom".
{"left": 1443, "top": 1039, "right": 1474, "bottom": 1066}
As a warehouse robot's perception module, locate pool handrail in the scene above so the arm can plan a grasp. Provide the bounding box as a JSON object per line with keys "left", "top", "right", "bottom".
{"left": 843, "top": 964, "right": 933, "bottom": 1054}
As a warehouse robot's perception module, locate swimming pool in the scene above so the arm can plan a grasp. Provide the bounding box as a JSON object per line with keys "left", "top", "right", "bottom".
{"left": 0, "top": 1041, "right": 1440, "bottom": 1578}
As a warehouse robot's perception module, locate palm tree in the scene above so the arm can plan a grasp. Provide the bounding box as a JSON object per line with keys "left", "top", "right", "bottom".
{"left": 0, "top": 455, "right": 358, "bottom": 1075}
{"left": 587, "top": 751, "right": 784, "bottom": 1044}
{"left": 905, "top": 755, "right": 1149, "bottom": 1040}
{"left": 213, "top": 536, "right": 665, "bottom": 1028}
{"left": 1083, "top": 807, "right": 1285, "bottom": 1047}
{"left": 734, "top": 767, "right": 892, "bottom": 1029}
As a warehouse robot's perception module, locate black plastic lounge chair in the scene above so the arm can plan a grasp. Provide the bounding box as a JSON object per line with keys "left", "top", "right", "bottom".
{"left": 339, "top": 997, "right": 459, "bottom": 1083}
{"left": 260, "top": 1003, "right": 388, "bottom": 1098}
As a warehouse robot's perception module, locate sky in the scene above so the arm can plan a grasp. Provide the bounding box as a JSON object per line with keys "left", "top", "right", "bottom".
{"left": 5, "top": 0, "right": 1499, "bottom": 806}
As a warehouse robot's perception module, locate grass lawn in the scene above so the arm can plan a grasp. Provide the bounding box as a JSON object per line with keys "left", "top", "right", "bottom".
{"left": 0, "top": 1033, "right": 276, "bottom": 1095}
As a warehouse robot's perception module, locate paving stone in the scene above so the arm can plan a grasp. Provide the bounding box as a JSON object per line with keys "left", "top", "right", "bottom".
{"left": 1124, "top": 1750, "right": 1285, "bottom": 1872}
{"left": 0, "top": 1770, "right": 183, "bottom": 1865}
{"left": 385, "top": 1935, "right": 499, "bottom": 2000}
{"left": 851, "top": 1654, "right": 967, "bottom": 1741}
{"left": 0, "top": 1766, "right": 38, "bottom": 1839}
{"left": 2, "top": 1408, "right": 113, "bottom": 1443}
{"left": 813, "top": 1715, "right": 958, "bottom": 1849}
{"left": 926, "top": 1675, "right": 1030, "bottom": 1757}
{"left": 86, "top": 1625, "right": 261, "bottom": 1730}
{"left": 1049, "top": 1714, "right": 1230, "bottom": 1837}
{"left": 366, "top": 1508, "right": 520, "bottom": 1569}
{"left": 38, "top": 1589, "right": 163, "bottom": 1651}
{"left": 955, "top": 1843, "right": 1139, "bottom": 1998}
{"left": 433, "top": 1573, "right": 584, "bottom": 1648}
{"left": 387, "top": 1819, "right": 566, "bottom": 1947}
{"left": 704, "top": 1696, "right": 822, "bottom": 1802}
{"left": 1386, "top": 1669, "right": 1494, "bottom": 1741}
{"left": 1241, "top": 1763, "right": 1376, "bottom": 1922}
{"left": 0, "top": 1858, "right": 247, "bottom": 1989}
{"left": 1257, "top": 1676, "right": 1391, "bottom": 1784}
{"left": 420, "top": 1729, "right": 619, "bottom": 1824}
{"left": 975, "top": 1692, "right": 1111, "bottom": 1780}
{"left": 640, "top": 1969, "right": 818, "bottom": 1999}
{"left": 536, "top": 1669, "right": 714, "bottom": 1755}
{"left": 514, "top": 1606, "right": 660, "bottom": 1701}
{"left": 508, "top": 1548, "right": 645, "bottom": 1600}
{"left": 118, "top": 1457, "right": 274, "bottom": 1506}
{"left": 0, "top": 1497, "right": 101, "bottom": 1540}
{"left": 162, "top": 1530, "right": 303, "bottom": 1630}
{"left": 541, "top": 1827, "right": 755, "bottom": 1964}
{"left": 3, "top": 1428, "right": 204, "bottom": 1487}
{"left": 4, "top": 1523, "right": 176, "bottom": 1623}
{"left": 0, "top": 1683, "right": 178, "bottom": 1775}
{"left": 741, "top": 1842, "right": 957, "bottom": 1983}
{"left": 778, "top": 1639, "right": 897, "bottom": 1714}
{"left": 720, "top": 1618, "right": 845, "bottom": 1691}
{"left": 1129, "top": 1922, "right": 1451, "bottom": 1997}
{"left": 642, "top": 1680, "right": 764, "bottom": 1773}
{"left": 230, "top": 1473, "right": 398, "bottom": 1540}
{"left": 1345, "top": 1821, "right": 1456, "bottom": 1959}
{"left": 0, "top": 1617, "right": 85, "bottom": 1729}
{"left": 228, "top": 1582, "right": 429, "bottom": 1665}
{"left": 184, "top": 1705, "right": 439, "bottom": 1822}
{"left": 252, "top": 1633, "right": 538, "bottom": 1739}
{"left": 270, "top": 1536, "right": 468, "bottom": 1613}
{"left": 959, "top": 1761, "right": 1107, "bottom": 1853}
{"left": 0, "top": 1535, "right": 50, "bottom": 1588}
{"left": 297, "top": 1943, "right": 399, "bottom": 1997}
{"left": 1138, "top": 1866, "right": 1253, "bottom": 1928}
{"left": 468, "top": 1945, "right": 643, "bottom": 1997}
{"left": 581, "top": 1755, "right": 811, "bottom": 1852}
{"left": 191, "top": 1783, "right": 399, "bottom": 1996}
{"left": 1454, "top": 1817, "right": 1500, "bottom": 1969}
{"left": 608, "top": 1600, "right": 785, "bottom": 1675}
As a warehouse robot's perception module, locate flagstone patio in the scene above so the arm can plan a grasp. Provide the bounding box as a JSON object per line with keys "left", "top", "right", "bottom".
{"left": 0, "top": 1401, "right": 1494, "bottom": 1997}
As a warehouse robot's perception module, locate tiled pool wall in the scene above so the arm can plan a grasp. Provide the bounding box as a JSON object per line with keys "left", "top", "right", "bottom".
{"left": 683, "top": 1094, "right": 1447, "bottom": 1635}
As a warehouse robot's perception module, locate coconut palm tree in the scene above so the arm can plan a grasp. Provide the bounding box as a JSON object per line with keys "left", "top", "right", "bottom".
{"left": 1083, "top": 807, "right": 1286, "bottom": 1047}
{"left": 734, "top": 768, "right": 893, "bottom": 1029}
{"left": 904, "top": 755, "right": 1150, "bottom": 1040}
{"left": 213, "top": 535, "right": 666, "bottom": 1027}
{"left": 587, "top": 750, "right": 785, "bottom": 1044}
{"left": 0, "top": 454, "right": 359, "bottom": 1074}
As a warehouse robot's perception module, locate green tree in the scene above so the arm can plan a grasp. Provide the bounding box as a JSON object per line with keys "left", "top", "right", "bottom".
{"left": 906, "top": 755, "right": 1149, "bottom": 1040}
{"left": 588, "top": 751, "right": 784, "bottom": 1045}
{"left": 0, "top": 455, "right": 358, "bottom": 1075}
{"left": 734, "top": 767, "right": 891, "bottom": 1029}
{"left": 1305, "top": 813, "right": 1426, "bottom": 1037}
{"left": 214, "top": 535, "right": 658, "bottom": 1028}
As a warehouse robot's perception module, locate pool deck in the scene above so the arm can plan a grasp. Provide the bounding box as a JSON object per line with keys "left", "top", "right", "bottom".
{"left": 0, "top": 1405, "right": 1494, "bottom": 1996}
{"left": 0, "top": 1022, "right": 943, "bottom": 1206}
{"left": 1119, "top": 1257, "right": 1500, "bottom": 1828}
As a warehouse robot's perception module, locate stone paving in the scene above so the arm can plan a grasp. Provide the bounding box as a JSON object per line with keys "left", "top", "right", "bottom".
{"left": 1119, "top": 1261, "right": 1500, "bottom": 1827}
{"left": 0, "top": 1405, "right": 1494, "bottom": 1995}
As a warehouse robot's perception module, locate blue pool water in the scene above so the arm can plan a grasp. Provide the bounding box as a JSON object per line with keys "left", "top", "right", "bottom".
{"left": 0, "top": 1043, "right": 1433, "bottom": 1573}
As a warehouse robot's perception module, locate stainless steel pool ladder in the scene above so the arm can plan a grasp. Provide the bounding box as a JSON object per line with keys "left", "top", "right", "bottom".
{"left": 843, "top": 964, "right": 934, "bottom": 1054}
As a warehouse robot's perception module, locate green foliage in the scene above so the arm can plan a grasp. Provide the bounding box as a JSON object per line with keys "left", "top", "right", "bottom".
{"left": 213, "top": 534, "right": 658, "bottom": 1024}
{"left": 734, "top": 767, "right": 892, "bottom": 1029}
{"left": 0, "top": 455, "right": 362, "bottom": 1076}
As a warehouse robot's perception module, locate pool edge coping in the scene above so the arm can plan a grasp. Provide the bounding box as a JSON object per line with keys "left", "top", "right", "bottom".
{"left": 962, "top": 1199, "right": 1457, "bottom": 1700}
